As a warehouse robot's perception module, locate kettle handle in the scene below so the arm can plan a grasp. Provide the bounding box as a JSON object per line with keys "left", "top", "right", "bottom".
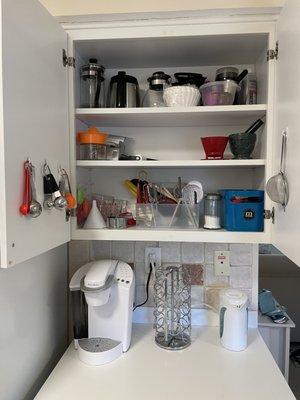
{"left": 116, "top": 75, "right": 126, "bottom": 108}
{"left": 219, "top": 306, "right": 227, "bottom": 338}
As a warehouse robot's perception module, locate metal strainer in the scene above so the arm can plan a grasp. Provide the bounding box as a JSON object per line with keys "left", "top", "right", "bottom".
{"left": 266, "top": 130, "right": 289, "bottom": 210}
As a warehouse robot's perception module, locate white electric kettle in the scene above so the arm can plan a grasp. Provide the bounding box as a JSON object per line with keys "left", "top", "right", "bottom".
{"left": 219, "top": 289, "right": 248, "bottom": 352}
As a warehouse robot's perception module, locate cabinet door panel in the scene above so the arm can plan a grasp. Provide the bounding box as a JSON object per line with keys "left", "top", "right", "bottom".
{"left": 0, "top": 0, "right": 70, "bottom": 267}
{"left": 272, "top": 0, "right": 300, "bottom": 266}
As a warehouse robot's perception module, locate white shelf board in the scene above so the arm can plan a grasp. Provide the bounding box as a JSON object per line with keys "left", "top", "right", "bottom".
{"left": 76, "top": 159, "right": 265, "bottom": 168}
{"left": 71, "top": 226, "right": 268, "bottom": 243}
{"left": 75, "top": 105, "right": 267, "bottom": 127}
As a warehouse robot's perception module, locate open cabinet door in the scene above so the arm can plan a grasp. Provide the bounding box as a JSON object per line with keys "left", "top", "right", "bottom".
{"left": 0, "top": 0, "right": 70, "bottom": 267}
{"left": 272, "top": 0, "right": 300, "bottom": 266}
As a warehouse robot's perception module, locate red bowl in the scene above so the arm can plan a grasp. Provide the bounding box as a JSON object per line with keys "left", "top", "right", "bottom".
{"left": 201, "top": 136, "right": 229, "bottom": 159}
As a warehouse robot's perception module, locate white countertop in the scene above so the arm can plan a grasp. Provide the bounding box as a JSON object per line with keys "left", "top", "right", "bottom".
{"left": 35, "top": 324, "right": 296, "bottom": 400}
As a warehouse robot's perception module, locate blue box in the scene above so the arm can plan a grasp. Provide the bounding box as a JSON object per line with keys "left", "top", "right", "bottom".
{"left": 219, "top": 190, "right": 264, "bottom": 232}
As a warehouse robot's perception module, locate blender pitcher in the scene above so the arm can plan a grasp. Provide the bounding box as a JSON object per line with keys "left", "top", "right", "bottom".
{"left": 80, "top": 58, "right": 105, "bottom": 108}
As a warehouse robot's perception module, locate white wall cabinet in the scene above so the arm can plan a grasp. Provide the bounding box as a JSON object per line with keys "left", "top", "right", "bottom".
{"left": 0, "top": 0, "right": 299, "bottom": 268}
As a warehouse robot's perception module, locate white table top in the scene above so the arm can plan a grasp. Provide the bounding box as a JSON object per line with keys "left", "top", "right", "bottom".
{"left": 35, "top": 324, "right": 296, "bottom": 400}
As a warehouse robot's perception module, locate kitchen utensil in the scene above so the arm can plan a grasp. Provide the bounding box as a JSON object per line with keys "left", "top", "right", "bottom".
{"left": 266, "top": 130, "right": 289, "bottom": 210}
{"left": 229, "top": 132, "right": 257, "bottom": 159}
{"left": 173, "top": 72, "right": 207, "bottom": 88}
{"left": 154, "top": 264, "right": 191, "bottom": 350}
{"left": 201, "top": 136, "right": 229, "bottom": 159}
{"left": 107, "top": 71, "right": 140, "bottom": 108}
{"left": 215, "top": 66, "right": 239, "bottom": 81}
{"left": 245, "top": 118, "right": 264, "bottom": 134}
{"left": 142, "top": 71, "right": 171, "bottom": 107}
{"left": 182, "top": 180, "right": 203, "bottom": 204}
{"left": 59, "top": 168, "right": 76, "bottom": 209}
{"left": 235, "top": 69, "right": 248, "bottom": 84}
{"left": 200, "top": 80, "right": 240, "bottom": 106}
{"left": 107, "top": 217, "right": 126, "bottom": 229}
{"left": 43, "top": 162, "right": 67, "bottom": 211}
{"left": 29, "top": 164, "right": 42, "bottom": 218}
{"left": 77, "top": 127, "right": 108, "bottom": 160}
{"left": 219, "top": 289, "right": 248, "bottom": 351}
{"left": 163, "top": 85, "right": 200, "bottom": 107}
{"left": 80, "top": 58, "right": 105, "bottom": 108}
{"left": 83, "top": 200, "right": 106, "bottom": 229}
{"left": 19, "top": 160, "right": 31, "bottom": 216}
{"left": 239, "top": 73, "right": 257, "bottom": 104}
{"left": 203, "top": 193, "right": 221, "bottom": 229}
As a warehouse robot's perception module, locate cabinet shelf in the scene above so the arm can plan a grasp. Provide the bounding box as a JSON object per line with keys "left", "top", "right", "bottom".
{"left": 72, "top": 226, "right": 268, "bottom": 243}
{"left": 76, "top": 159, "right": 265, "bottom": 169}
{"left": 75, "top": 105, "right": 267, "bottom": 127}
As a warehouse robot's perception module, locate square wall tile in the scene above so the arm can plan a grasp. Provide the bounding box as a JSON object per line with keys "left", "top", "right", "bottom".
{"left": 230, "top": 244, "right": 253, "bottom": 266}
{"left": 183, "top": 264, "right": 204, "bottom": 285}
{"left": 91, "top": 241, "right": 111, "bottom": 260}
{"left": 205, "top": 243, "right": 229, "bottom": 264}
{"left": 191, "top": 285, "right": 204, "bottom": 308}
{"left": 159, "top": 242, "right": 181, "bottom": 262}
{"left": 134, "top": 241, "right": 158, "bottom": 262}
{"left": 181, "top": 243, "right": 204, "bottom": 263}
{"left": 230, "top": 266, "right": 252, "bottom": 289}
{"left": 134, "top": 262, "right": 147, "bottom": 285}
{"left": 205, "top": 265, "right": 229, "bottom": 287}
{"left": 111, "top": 241, "right": 134, "bottom": 263}
{"left": 204, "top": 285, "right": 229, "bottom": 311}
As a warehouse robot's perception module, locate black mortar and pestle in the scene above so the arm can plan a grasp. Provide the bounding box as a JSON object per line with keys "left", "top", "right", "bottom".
{"left": 229, "top": 118, "right": 264, "bottom": 159}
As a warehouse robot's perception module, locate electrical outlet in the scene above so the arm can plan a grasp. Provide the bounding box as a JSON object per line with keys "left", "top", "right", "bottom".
{"left": 145, "top": 247, "right": 161, "bottom": 272}
{"left": 214, "top": 250, "right": 230, "bottom": 276}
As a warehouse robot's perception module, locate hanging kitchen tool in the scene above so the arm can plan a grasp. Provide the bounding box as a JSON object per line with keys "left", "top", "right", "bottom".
{"left": 266, "top": 130, "right": 289, "bottom": 210}
{"left": 43, "top": 162, "right": 67, "bottom": 211}
{"left": 58, "top": 167, "right": 76, "bottom": 209}
{"left": 29, "top": 163, "right": 42, "bottom": 218}
{"left": 19, "top": 160, "right": 31, "bottom": 216}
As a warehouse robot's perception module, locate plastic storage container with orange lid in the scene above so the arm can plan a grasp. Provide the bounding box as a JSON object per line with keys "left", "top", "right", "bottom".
{"left": 77, "top": 127, "right": 108, "bottom": 160}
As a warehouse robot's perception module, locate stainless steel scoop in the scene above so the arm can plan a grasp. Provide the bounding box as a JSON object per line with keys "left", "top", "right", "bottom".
{"left": 266, "top": 130, "right": 289, "bottom": 210}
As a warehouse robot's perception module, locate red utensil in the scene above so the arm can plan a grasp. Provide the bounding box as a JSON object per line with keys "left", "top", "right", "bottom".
{"left": 201, "top": 136, "right": 229, "bottom": 160}
{"left": 19, "top": 161, "right": 31, "bottom": 215}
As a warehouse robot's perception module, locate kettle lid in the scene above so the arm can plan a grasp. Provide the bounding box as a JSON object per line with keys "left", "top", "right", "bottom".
{"left": 221, "top": 289, "right": 248, "bottom": 308}
{"left": 110, "top": 71, "right": 138, "bottom": 85}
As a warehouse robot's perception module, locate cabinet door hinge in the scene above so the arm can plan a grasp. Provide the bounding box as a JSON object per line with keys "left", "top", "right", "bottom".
{"left": 62, "top": 49, "right": 75, "bottom": 68}
{"left": 267, "top": 41, "right": 278, "bottom": 61}
{"left": 264, "top": 208, "right": 275, "bottom": 224}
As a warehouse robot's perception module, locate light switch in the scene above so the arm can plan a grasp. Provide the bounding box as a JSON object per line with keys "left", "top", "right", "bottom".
{"left": 214, "top": 250, "right": 230, "bottom": 276}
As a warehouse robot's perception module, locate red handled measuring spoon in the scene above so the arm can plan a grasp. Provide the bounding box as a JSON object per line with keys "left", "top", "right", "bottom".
{"left": 19, "top": 161, "right": 31, "bottom": 215}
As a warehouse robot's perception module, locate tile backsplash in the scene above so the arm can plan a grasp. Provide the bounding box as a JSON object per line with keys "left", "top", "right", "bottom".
{"left": 69, "top": 241, "right": 258, "bottom": 311}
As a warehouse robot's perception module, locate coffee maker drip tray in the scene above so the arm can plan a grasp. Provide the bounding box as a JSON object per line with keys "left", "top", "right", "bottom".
{"left": 78, "top": 337, "right": 123, "bottom": 366}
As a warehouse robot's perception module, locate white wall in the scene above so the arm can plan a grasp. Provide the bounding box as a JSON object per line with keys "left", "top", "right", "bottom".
{"left": 39, "top": 0, "right": 284, "bottom": 16}
{"left": 0, "top": 245, "right": 68, "bottom": 400}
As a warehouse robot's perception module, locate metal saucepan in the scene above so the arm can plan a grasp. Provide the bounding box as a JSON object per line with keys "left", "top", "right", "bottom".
{"left": 266, "top": 130, "right": 289, "bottom": 210}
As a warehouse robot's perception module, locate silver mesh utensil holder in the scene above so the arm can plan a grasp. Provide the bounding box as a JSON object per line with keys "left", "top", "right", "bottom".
{"left": 154, "top": 264, "right": 191, "bottom": 350}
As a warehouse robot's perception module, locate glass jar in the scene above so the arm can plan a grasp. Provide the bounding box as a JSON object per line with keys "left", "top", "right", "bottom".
{"left": 203, "top": 193, "right": 221, "bottom": 229}
{"left": 80, "top": 58, "right": 105, "bottom": 108}
{"left": 78, "top": 143, "right": 106, "bottom": 160}
{"left": 142, "top": 71, "right": 171, "bottom": 107}
{"left": 76, "top": 127, "right": 107, "bottom": 160}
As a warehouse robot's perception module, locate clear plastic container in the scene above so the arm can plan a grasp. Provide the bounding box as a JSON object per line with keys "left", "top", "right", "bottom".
{"left": 239, "top": 73, "right": 257, "bottom": 105}
{"left": 78, "top": 143, "right": 107, "bottom": 160}
{"left": 136, "top": 203, "right": 200, "bottom": 229}
{"left": 200, "top": 81, "right": 240, "bottom": 106}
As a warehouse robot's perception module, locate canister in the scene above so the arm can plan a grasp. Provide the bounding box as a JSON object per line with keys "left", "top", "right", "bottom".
{"left": 77, "top": 127, "right": 107, "bottom": 160}
{"left": 203, "top": 193, "right": 221, "bottom": 229}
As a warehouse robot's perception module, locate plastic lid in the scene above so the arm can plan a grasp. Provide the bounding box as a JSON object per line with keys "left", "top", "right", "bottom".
{"left": 221, "top": 289, "right": 248, "bottom": 308}
{"left": 205, "top": 193, "right": 221, "bottom": 200}
{"left": 77, "top": 126, "right": 108, "bottom": 144}
{"left": 216, "top": 66, "right": 239, "bottom": 75}
{"left": 110, "top": 71, "right": 138, "bottom": 85}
